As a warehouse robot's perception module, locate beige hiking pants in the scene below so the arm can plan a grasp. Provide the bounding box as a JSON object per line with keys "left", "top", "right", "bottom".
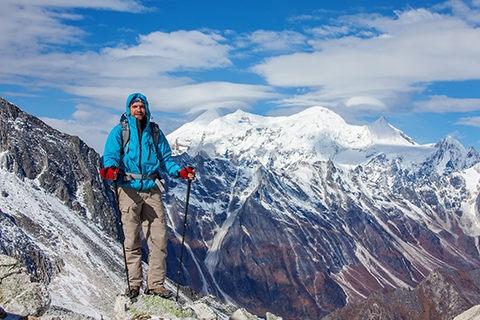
{"left": 117, "top": 186, "right": 167, "bottom": 290}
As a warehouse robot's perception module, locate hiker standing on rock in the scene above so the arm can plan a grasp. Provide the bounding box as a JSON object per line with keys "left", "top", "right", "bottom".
{"left": 100, "top": 93, "right": 195, "bottom": 299}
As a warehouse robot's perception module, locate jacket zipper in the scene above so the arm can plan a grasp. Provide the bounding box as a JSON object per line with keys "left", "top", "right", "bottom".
{"left": 139, "top": 125, "right": 143, "bottom": 190}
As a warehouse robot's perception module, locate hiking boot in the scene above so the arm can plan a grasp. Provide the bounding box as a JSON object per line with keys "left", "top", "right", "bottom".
{"left": 125, "top": 286, "right": 140, "bottom": 299}
{"left": 145, "top": 286, "right": 173, "bottom": 299}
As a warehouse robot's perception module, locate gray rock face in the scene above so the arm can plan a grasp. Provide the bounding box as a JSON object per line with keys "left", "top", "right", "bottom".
{"left": 0, "top": 98, "right": 116, "bottom": 236}
{"left": 0, "top": 207, "right": 62, "bottom": 283}
{"left": 322, "top": 268, "right": 480, "bottom": 320}
{"left": 0, "top": 254, "right": 50, "bottom": 317}
{"left": 0, "top": 98, "right": 117, "bottom": 284}
{"left": 162, "top": 150, "right": 480, "bottom": 319}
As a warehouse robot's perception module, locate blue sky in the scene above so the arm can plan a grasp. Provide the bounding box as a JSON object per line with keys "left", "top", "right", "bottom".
{"left": 1, "top": 0, "right": 480, "bottom": 154}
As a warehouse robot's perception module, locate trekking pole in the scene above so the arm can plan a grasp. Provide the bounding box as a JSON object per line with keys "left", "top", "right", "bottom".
{"left": 113, "top": 180, "right": 131, "bottom": 295}
{"left": 176, "top": 179, "right": 192, "bottom": 302}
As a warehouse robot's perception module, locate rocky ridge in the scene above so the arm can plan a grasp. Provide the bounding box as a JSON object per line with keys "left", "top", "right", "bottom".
{"left": 0, "top": 98, "right": 117, "bottom": 284}
{"left": 3, "top": 252, "right": 480, "bottom": 320}
{"left": 0, "top": 97, "right": 116, "bottom": 234}
{"left": 322, "top": 267, "right": 480, "bottom": 320}
{"left": 0, "top": 253, "right": 282, "bottom": 320}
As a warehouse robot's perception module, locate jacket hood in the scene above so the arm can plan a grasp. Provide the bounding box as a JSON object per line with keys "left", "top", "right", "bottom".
{"left": 125, "top": 93, "right": 151, "bottom": 119}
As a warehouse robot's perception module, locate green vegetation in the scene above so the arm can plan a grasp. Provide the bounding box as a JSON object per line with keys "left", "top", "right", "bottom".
{"left": 127, "top": 295, "right": 195, "bottom": 319}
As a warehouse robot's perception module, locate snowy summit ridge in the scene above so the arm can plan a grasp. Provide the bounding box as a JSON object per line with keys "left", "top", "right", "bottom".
{"left": 169, "top": 106, "right": 427, "bottom": 168}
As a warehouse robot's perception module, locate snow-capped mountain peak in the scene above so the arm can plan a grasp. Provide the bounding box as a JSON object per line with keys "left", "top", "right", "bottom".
{"left": 169, "top": 106, "right": 435, "bottom": 169}
{"left": 368, "top": 116, "right": 416, "bottom": 145}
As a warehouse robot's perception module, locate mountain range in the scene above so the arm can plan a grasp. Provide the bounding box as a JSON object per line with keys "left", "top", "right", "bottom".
{"left": 1, "top": 97, "right": 480, "bottom": 319}
{"left": 165, "top": 106, "right": 480, "bottom": 319}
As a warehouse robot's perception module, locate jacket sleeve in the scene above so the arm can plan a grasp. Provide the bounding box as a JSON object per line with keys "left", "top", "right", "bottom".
{"left": 157, "top": 131, "right": 182, "bottom": 178}
{"left": 103, "top": 125, "right": 123, "bottom": 168}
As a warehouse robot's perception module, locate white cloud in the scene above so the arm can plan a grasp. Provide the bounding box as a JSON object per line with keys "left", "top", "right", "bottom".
{"left": 252, "top": 5, "right": 480, "bottom": 114}
{"left": 456, "top": 116, "right": 480, "bottom": 127}
{"left": 153, "top": 82, "right": 280, "bottom": 114}
{"left": 0, "top": 30, "right": 232, "bottom": 84}
{"left": 414, "top": 95, "right": 480, "bottom": 112}
{"left": 41, "top": 104, "right": 119, "bottom": 154}
{"left": 0, "top": 0, "right": 148, "bottom": 56}
{"left": 6, "top": 0, "right": 147, "bottom": 12}
{"left": 0, "top": 1, "right": 257, "bottom": 125}
{"left": 61, "top": 82, "right": 279, "bottom": 115}
{"left": 236, "top": 30, "right": 307, "bottom": 52}
{"left": 2, "top": 92, "right": 41, "bottom": 98}
{"left": 0, "top": 2, "right": 84, "bottom": 55}
{"left": 0, "top": 16, "right": 238, "bottom": 109}
{"left": 436, "top": 0, "right": 480, "bottom": 23}
{"left": 309, "top": 25, "right": 351, "bottom": 38}
{"left": 4, "top": 0, "right": 480, "bottom": 134}
{"left": 287, "top": 14, "right": 320, "bottom": 23}
{"left": 101, "top": 30, "right": 232, "bottom": 72}
{"left": 345, "top": 96, "right": 387, "bottom": 110}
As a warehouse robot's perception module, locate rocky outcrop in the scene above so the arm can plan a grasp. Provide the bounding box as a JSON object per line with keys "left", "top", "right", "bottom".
{"left": 0, "top": 254, "right": 50, "bottom": 317}
{"left": 322, "top": 268, "right": 480, "bottom": 320}
{"left": 0, "top": 253, "right": 282, "bottom": 320}
{"left": 114, "top": 294, "right": 283, "bottom": 320}
{"left": 0, "top": 98, "right": 117, "bottom": 287}
{"left": 0, "top": 254, "right": 99, "bottom": 320}
{"left": 0, "top": 98, "right": 116, "bottom": 237}
{"left": 454, "top": 305, "right": 480, "bottom": 320}
{"left": 0, "top": 208, "right": 61, "bottom": 283}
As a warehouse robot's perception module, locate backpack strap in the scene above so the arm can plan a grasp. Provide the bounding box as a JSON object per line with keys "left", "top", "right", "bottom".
{"left": 120, "top": 114, "right": 160, "bottom": 155}
{"left": 151, "top": 122, "right": 160, "bottom": 148}
{"left": 120, "top": 113, "right": 130, "bottom": 153}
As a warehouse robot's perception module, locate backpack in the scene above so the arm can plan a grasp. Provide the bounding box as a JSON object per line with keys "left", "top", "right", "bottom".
{"left": 120, "top": 112, "right": 160, "bottom": 154}
{"left": 118, "top": 113, "right": 166, "bottom": 193}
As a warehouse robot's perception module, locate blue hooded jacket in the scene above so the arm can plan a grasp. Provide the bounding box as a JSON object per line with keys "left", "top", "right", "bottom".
{"left": 103, "top": 93, "right": 182, "bottom": 191}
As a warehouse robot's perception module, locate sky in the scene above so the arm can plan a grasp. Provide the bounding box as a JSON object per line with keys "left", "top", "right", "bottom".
{"left": 1, "top": 0, "right": 480, "bottom": 154}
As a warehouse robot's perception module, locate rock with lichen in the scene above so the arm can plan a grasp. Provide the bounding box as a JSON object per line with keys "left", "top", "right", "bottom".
{"left": 113, "top": 293, "right": 283, "bottom": 320}
{"left": 114, "top": 295, "right": 196, "bottom": 320}
{"left": 0, "top": 254, "right": 50, "bottom": 317}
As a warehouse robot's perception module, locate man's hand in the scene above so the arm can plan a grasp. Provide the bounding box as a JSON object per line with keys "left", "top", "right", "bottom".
{"left": 100, "top": 166, "right": 118, "bottom": 181}
{"left": 179, "top": 167, "right": 196, "bottom": 180}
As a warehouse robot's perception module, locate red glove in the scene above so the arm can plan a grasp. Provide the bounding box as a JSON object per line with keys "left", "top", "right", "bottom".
{"left": 100, "top": 166, "right": 118, "bottom": 180}
{"left": 179, "top": 167, "right": 195, "bottom": 180}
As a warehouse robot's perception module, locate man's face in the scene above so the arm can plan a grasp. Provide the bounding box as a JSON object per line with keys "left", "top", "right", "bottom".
{"left": 130, "top": 102, "right": 146, "bottom": 120}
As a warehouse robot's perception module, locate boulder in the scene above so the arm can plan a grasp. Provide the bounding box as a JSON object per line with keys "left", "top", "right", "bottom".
{"left": 0, "top": 254, "right": 50, "bottom": 317}
{"left": 114, "top": 295, "right": 195, "bottom": 320}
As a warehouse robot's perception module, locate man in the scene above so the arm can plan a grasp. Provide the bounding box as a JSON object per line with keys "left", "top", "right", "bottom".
{"left": 100, "top": 93, "right": 195, "bottom": 299}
